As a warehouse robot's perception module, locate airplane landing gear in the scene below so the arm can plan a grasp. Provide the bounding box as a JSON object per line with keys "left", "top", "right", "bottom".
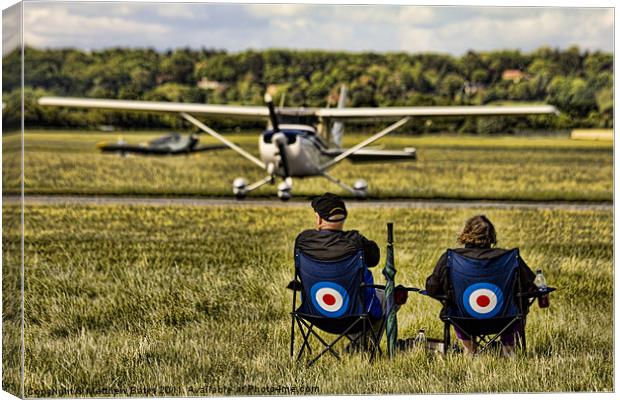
{"left": 232, "top": 175, "right": 280, "bottom": 200}
{"left": 321, "top": 172, "right": 370, "bottom": 199}
{"left": 277, "top": 178, "right": 293, "bottom": 201}
{"left": 233, "top": 177, "right": 248, "bottom": 199}
{"left": 353, "top": 179, "right": 368, "bottom": 199}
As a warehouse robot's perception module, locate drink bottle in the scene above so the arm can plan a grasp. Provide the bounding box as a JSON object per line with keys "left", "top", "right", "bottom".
{"left": 533, "top": 269, "right": 550, "bottom": 308}
{"left": 415, "top": 328, "right": 427, "bottom": 347}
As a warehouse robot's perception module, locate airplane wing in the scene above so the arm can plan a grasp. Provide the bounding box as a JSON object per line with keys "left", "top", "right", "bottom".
{"left": 314, "top": 104, "right": 559, "bottom": 119}
{"left": 323, "top": 147, "right": 417, "bottom": 163}
{"left": 39, "top": 97, "right": 559, "bottom": 120}
{"left": 319, "top": 103, "right": 559, "bottom": 170}
{"left": 38, "top": 96, "right": 271, "bottom": 118}
{"left": 39, "top": 96, "right": 559, "bottom": 171}
{"left": 38, "top": 96, "right": 269, "bottom": 169}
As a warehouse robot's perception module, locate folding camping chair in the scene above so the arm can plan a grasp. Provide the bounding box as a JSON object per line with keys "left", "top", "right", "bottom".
{"left": 426, "top": 248, "right": 554, "bottom": 354}
{"left": 289, "top": 249, "right": 384, "bottom": 367}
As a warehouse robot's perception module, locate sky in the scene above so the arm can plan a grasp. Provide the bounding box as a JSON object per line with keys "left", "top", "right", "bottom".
{"left": 1, "top": 1, "right": 615, "bottom": 56}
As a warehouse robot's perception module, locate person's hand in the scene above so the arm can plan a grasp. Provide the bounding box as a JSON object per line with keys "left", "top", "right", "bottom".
{"left": 395, "top": 284, "right": 408, "bottom": 305}
{"left": 286, "top": 280, "right": 302, "bottom": 291}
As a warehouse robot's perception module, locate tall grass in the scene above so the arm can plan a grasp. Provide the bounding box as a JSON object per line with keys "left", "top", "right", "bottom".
{"left": 2, "top": 203, "right": 612, "bottom": 395}
{"left": 2, "top": 130, "right": 613, "bottom": 201}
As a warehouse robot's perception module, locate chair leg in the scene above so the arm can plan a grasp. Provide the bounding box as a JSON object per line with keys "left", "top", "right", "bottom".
{"left": 306, "top": 320, "right": 363, "bottom": 367}
{"left": 306, "top": 331, "right": 345, "bottom": 367}
{"left": 295, "top": 319, "right": 314, "bottom": 361}
{"left": 478, "top": 318, "right": 518, "bottom": 353}
{"left": 362, "top": 318, "right": 368, "bottom": 352}
{"left": 301, "top": 319, "right": 345, "bottom": 357}
{"left": 367, "top": 320, "right": 383, "bottom": 361}
{"left": 290, "top": 315, "right": 296, "bottom": 359}
{"left": 443, "top": 322, "right": 450, "bottom": 355}
{"left": 518, "top": 323, "right": 527, "bottom": 353}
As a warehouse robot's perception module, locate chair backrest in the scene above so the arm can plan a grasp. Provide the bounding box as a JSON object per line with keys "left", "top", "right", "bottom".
{"left": 446, "top": 248, "right": 521, "bottom": 320}
{"left": 295, "top": 249, "right": 365, "bottom": 318}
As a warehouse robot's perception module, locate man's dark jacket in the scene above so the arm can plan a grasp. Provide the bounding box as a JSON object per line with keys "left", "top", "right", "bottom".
{"left": 425, "top": 245, "right": 537, "bottom": 317}
{"left": 294, "top": 229, "right": 380, "bottom": 267}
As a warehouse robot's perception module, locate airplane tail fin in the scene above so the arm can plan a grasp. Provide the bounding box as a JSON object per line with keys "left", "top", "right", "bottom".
{"left": 330, "top": 85, "right": 347, "bottom": 147}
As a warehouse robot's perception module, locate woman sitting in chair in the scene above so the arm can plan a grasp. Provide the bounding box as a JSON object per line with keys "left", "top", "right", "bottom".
{"left": 425, "top": 215, "right": 537, "bottom": 357}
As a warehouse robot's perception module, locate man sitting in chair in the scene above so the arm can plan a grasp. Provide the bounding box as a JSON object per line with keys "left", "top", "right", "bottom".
{"left": 425, "top": 215, "right": 538, "bottom": 357}
{"left": 294, "top": 192, "right": 384, "bottom": 321}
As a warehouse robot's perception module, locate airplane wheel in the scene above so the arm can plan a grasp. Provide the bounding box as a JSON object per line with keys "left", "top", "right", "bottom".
{"left": 353, "top": 179, "right": 368, "bottom": 199}
{"left": 278, "top": 191, "right": 291, "bottom": 201}
{"left": 233, "top": 177, "right": 248, "bottom": 199}
{"left": 277, "top": 180, "right": 292, "bottom": 201}
{"left": 354, "top": 189, "right": 368, "bottom": 199}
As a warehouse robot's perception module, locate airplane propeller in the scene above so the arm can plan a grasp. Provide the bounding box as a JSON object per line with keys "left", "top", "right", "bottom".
{"left": 264, "top": 93, "right": 280, "bottom": 132}
{"left": 264, "top": 93, "right": 292, "bottom": 200}
{"left": 273, "top": 134, "right": 291, "bottom": 178}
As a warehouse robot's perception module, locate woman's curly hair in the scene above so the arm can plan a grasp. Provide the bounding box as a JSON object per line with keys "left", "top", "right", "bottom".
{"left": 457, "top": 215, "right": 497, "bottom": 247}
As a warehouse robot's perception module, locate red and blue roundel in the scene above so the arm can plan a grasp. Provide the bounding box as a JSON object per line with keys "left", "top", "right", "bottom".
{"left": 310, "top": 282, "right": 349, "bottom": 317}
{"left": 463, "top": 282, "right": 504, "bottom": 319}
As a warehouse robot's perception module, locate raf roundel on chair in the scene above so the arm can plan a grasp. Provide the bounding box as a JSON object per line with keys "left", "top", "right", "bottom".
{"left": 463, "top": 282, "right": 504, "bottom": 319}
{"left": 310, "top": 282, "right": 350, "bottom": 317}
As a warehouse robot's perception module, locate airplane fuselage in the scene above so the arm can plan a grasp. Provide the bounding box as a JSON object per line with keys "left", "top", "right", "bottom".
{"left": 258, "top": 124, "right": 331, "bottom": 177}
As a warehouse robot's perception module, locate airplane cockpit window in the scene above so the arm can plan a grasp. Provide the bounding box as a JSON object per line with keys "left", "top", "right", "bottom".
{"left": 149, "top": 133, "right": 181, "bottom": 146}
{"left": 262, "top": 129, "right": 304, "bottom": 144}
{"left": 312, "top": 134, "right": 329, "bottom": 149}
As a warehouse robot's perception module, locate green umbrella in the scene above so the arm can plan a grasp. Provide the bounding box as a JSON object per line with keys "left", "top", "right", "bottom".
{"left": 382, "top": 222, "right": 397, "bottom": 359}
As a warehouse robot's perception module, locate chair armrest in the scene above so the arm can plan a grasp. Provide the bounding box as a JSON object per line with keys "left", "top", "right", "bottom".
{"left": 400, "top": 286, "right": 422, "bottom": 292}
{"left": 360, "top": 283, "right": 386, "bottom": 290}
{"left": 517, "top": 287, "right": 556, "bottom": 298}
{"left": 361, "top": 284, "right": 421, "bottom": 292}
{"left": 418, "top": 290, "right": 448, "bottom": 301}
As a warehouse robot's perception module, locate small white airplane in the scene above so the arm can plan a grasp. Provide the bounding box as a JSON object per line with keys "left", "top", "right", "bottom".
{"left": 38, "top": 88, "right": 558, "bottom": 200}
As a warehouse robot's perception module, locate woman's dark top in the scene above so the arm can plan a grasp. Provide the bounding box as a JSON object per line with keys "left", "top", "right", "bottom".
{"left": 425, "top": 244, "right": 537, "bottom": 316}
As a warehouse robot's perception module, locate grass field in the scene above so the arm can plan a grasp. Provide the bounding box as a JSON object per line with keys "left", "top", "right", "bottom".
{"left": 3, "top": 203, "right": 612, "bottom": 395}
{"left": 2, "top": 130, "right": 613, "bottom": 201}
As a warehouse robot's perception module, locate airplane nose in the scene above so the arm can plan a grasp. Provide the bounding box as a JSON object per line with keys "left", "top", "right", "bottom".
{"left": 271, "top": 132, "right": 287, "bottom": 146}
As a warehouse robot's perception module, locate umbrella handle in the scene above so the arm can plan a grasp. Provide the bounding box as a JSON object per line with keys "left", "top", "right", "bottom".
{"left": 387, "top": 222, "right": 393, "bottom": 244}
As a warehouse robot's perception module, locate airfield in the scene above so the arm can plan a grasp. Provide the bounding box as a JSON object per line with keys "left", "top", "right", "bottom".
{"left": 2, "top": 130, "right": 613, "bottom": 201}
{"left": 1, "top": 129, "right": 613, "bottom": 394}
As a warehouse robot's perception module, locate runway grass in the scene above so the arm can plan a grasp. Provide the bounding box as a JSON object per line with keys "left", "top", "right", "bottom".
{"left": 3, "top": 203, "right": 612, "bottom": 395}
{"left": 2, "top": 129, "right": 613, "bottom": 201}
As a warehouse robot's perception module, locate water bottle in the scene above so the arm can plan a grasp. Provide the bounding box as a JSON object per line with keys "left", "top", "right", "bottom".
{"left": 533, "top": 269, "right": 550, "bottom": 308}
{"left": 415, "top": 328, "right": 427, "bottom": 348}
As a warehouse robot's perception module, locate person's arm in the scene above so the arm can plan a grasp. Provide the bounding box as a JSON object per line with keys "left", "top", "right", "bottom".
{"left": 517, "top": 255, "right": 537, "bottom": 293}
{"left": 360, "top": 236, "right": 381, "bottom": 267}
{"left": 425, "top": 252, "right": 448, "bottom": 297}
{"left": 293, "top": 233, "right": 301, "bottom": 258}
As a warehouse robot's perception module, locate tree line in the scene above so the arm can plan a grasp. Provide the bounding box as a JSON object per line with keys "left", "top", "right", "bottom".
{"left": 2, "top": 46, "right": 613, "bottom": 132}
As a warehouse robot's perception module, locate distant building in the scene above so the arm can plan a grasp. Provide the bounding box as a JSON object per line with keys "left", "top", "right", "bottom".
{"left": 501, "top": 69, "right": 529, "bottom": 83}
{"left": 155, "top": 74, "right": 174, "bottom": 85}
{"left": 464, "top": 81, "right": 485, "bottom": 95}
{"left": 197, "top": 78, "right": 227, "bottom": 90}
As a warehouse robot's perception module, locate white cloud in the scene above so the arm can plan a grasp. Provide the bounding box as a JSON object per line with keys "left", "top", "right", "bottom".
{"left": 23, "top": 3, "right": 170, "bottom": 49}
{"left": 246, "top": 4, "right": 312, "bottom": 17}
{"left": 13, "top": 3, "right": 614, "bottom": 54}
{"left": 2, "top": 3, "right": 21, "bottom": 56}
{"left": 153, "top": 4, "right": 201, "bottom": 19}
{"left": 397, "top": 8, "right": 614, "bottom": 54}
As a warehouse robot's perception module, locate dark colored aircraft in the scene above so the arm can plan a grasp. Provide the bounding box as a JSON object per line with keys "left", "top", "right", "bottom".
{"left": 96, "top": 132, "right": 227, "bottom": 156}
